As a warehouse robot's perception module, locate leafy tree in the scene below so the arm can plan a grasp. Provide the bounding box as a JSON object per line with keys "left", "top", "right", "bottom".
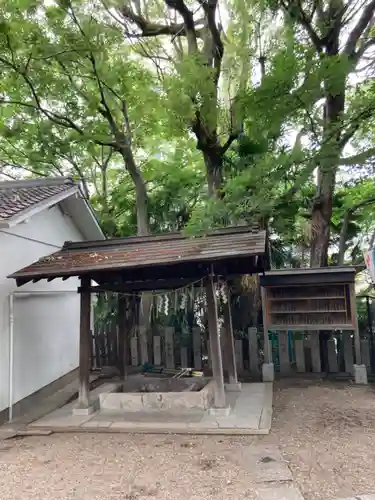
{"left": 264, "top": 0, "right": 375, "bottom": 266}
{"left": 0, "top": 0, "right": 172, "bottom": 235}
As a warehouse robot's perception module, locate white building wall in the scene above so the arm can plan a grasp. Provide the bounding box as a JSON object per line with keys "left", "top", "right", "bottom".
{"left": 0, "top": 204, "right": 84, "bottom": 412}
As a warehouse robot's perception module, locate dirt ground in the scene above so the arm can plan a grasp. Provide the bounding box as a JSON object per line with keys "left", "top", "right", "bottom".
{"left": 1, "top": 379, "right": 375, "bottom": 500}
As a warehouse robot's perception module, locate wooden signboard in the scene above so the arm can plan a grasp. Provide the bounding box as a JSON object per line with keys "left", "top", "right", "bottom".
{"left": 260, "top": 267, "right": 357, "bottom": 332}
{"left": 263, "top": 283, "right": 354, "bottom": 331}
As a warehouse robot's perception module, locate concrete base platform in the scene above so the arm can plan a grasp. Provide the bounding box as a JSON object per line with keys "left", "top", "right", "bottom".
{"left": 28, "top": 382, "right": 273, "bottom": 435}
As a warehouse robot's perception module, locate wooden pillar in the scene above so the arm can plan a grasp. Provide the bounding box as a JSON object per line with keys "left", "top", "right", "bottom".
{"left": 78, "top": 276, "right": 91, "bottom": 408}
{"left": 350, "top": 283, "right": 362, "bottom": 365}
{"left": 205, "top": 275, "right": 226, "bottom": 408}
{"left": 222, "top": 297, "right": 238, "bottom": 384}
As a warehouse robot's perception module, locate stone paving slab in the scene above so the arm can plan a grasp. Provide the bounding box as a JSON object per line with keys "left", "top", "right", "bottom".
{"left": 240, "top": 444, "right": 293, "bottom": 483}
{"left": 256, "top": 485, "right": 305, "bottom": 500}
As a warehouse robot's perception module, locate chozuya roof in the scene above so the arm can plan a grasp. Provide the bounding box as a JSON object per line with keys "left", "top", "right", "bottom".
{"left": 9, "top": 225, "right": 268, "bottom": 287}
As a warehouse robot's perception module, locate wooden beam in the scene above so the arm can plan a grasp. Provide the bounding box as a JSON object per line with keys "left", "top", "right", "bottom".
{"left": 205, "top": 275, "right": 226, "bottom": 408}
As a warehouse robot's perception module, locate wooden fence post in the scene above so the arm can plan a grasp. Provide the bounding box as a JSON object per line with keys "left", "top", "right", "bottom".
{"left": 207, "top": 339, "right": 212, "bottom": 368}
{"left": 327, "top": 338, "right": 338, "bottom": 373}
{"left": 181, "top": 347, "right": 188, "bottom": 368}
{"left": 310, "top": 334, "right": 321, "bottom": 373}
{"left": 130, "top": 337, "right": 138, "bottom": 366}
{"left": 153, "top": 335, "right": 161, "bottom": 366}
{"left": 278, "top": 331, "right": 291, "bottom": 374}
{"left": 248, "top": 327, "right": 260, "bottom": 375}
{"left": 165, "top": 327, "right": 175, "bottom": 369}
{"left": 235, "top": 339, "right": 244, "bottom": 373}
{"left": 192, "top": 327, "right": 202, "bottom": 370}
{"left": 343, "top": 332, "right": 354, "bottom": 375}
{"left": 294, "top": 334, "right": 305, "bottom": 373}
{"left": 360, "top": 338, "right": 371, "bottom": 371}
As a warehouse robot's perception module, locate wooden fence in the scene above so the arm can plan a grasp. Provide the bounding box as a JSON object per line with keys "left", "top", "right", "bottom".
{"left": 90, "top": 325, "right": 374, "bottom": 378}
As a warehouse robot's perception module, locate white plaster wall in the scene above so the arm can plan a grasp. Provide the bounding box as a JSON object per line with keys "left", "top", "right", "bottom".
{"left": 0, "top": 204, "right": 83, "bottom": 412}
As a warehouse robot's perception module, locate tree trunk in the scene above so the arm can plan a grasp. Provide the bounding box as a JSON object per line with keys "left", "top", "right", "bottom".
{"left": 310, "top": 71, "right": 345, "bottom": 267}
{"left": 310, "top": 168, "right": 336, "bottom": 267}
{"left": 203, "top": 147, "right": 223, "bottom": 198}
{"left": 338, "top": 210, "right": 351, "bottom": 265}
{"left": 119, "top": 148, "right": 149, "bottom": 236}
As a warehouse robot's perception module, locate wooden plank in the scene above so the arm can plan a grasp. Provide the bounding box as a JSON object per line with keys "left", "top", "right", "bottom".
{"left": 153, "top": 335, "right": 161, "bottom": 366}
{"left": 235, "top": 339, "right": 244, "bottom": 373}
{"left": 248, "top": 327, "right": 260, "bottom": 375}
{"left": 192, "top": 327, "right": 202, "bottom": 370}
{"left": 310, "top": 334, "right": 321, "bottom": 373}
{"left": 327, "top": 338, "right": 338, "bottom": 373}
{"left": 294, "top": 336, "right": 305, "bottom": 373}
{"left": 278, "top": 331, "right": 290, "bottom": 374}
{"left": 343, "top": 332, "right": 354, "bottom": 374}
{"left": 165, "top": 327, "right": 175, "bottom": 369}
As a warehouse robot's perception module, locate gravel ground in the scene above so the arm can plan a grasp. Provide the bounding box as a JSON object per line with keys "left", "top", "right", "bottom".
{"left": 266, "top": 378, "right": 375, "bottom": 500}
{"left": 1, "top": 379, "right": 375, "bottom": 500}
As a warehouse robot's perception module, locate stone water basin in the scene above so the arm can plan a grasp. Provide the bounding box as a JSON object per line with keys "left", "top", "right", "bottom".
{"left": 99, "top": 375, "right": 215, "bottom": 412}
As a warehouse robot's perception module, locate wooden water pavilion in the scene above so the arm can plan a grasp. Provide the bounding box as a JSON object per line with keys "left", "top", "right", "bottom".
{"left": 9, "top": 226, "right": 270, "bottom": 413}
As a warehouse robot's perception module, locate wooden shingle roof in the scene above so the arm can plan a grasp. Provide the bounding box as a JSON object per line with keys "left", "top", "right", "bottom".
{"left": 9, "top": 226, "right": 268, "bottom": 288}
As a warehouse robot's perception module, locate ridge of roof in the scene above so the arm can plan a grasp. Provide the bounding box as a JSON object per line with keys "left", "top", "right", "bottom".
{"left": 0, "top": 176, "right": 75, "bottom": 189}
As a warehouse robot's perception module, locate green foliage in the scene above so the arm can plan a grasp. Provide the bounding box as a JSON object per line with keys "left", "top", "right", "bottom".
{"left": 1, "top": 0, "right": 375, "bottom": 269}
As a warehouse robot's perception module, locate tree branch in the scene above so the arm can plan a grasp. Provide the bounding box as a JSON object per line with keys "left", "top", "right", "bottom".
{"left": 280, "top": 0, "right": 323, "bottom": 53}
{"left": 338, "top": 194, "right": 375, "bottom": 264}
{"left": 120, "top": 5, "right": 186, "bottom": 36}
{"left": 344, "top": 0, "right": 375, "bottom": 56}
{"left": 339, "top": 147, "right": 375, "bottom": 165}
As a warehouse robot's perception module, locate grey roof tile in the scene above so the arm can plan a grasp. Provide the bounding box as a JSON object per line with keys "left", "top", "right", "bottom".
{"left": 0, "top": 177, "right": 77, "bottom": 221}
